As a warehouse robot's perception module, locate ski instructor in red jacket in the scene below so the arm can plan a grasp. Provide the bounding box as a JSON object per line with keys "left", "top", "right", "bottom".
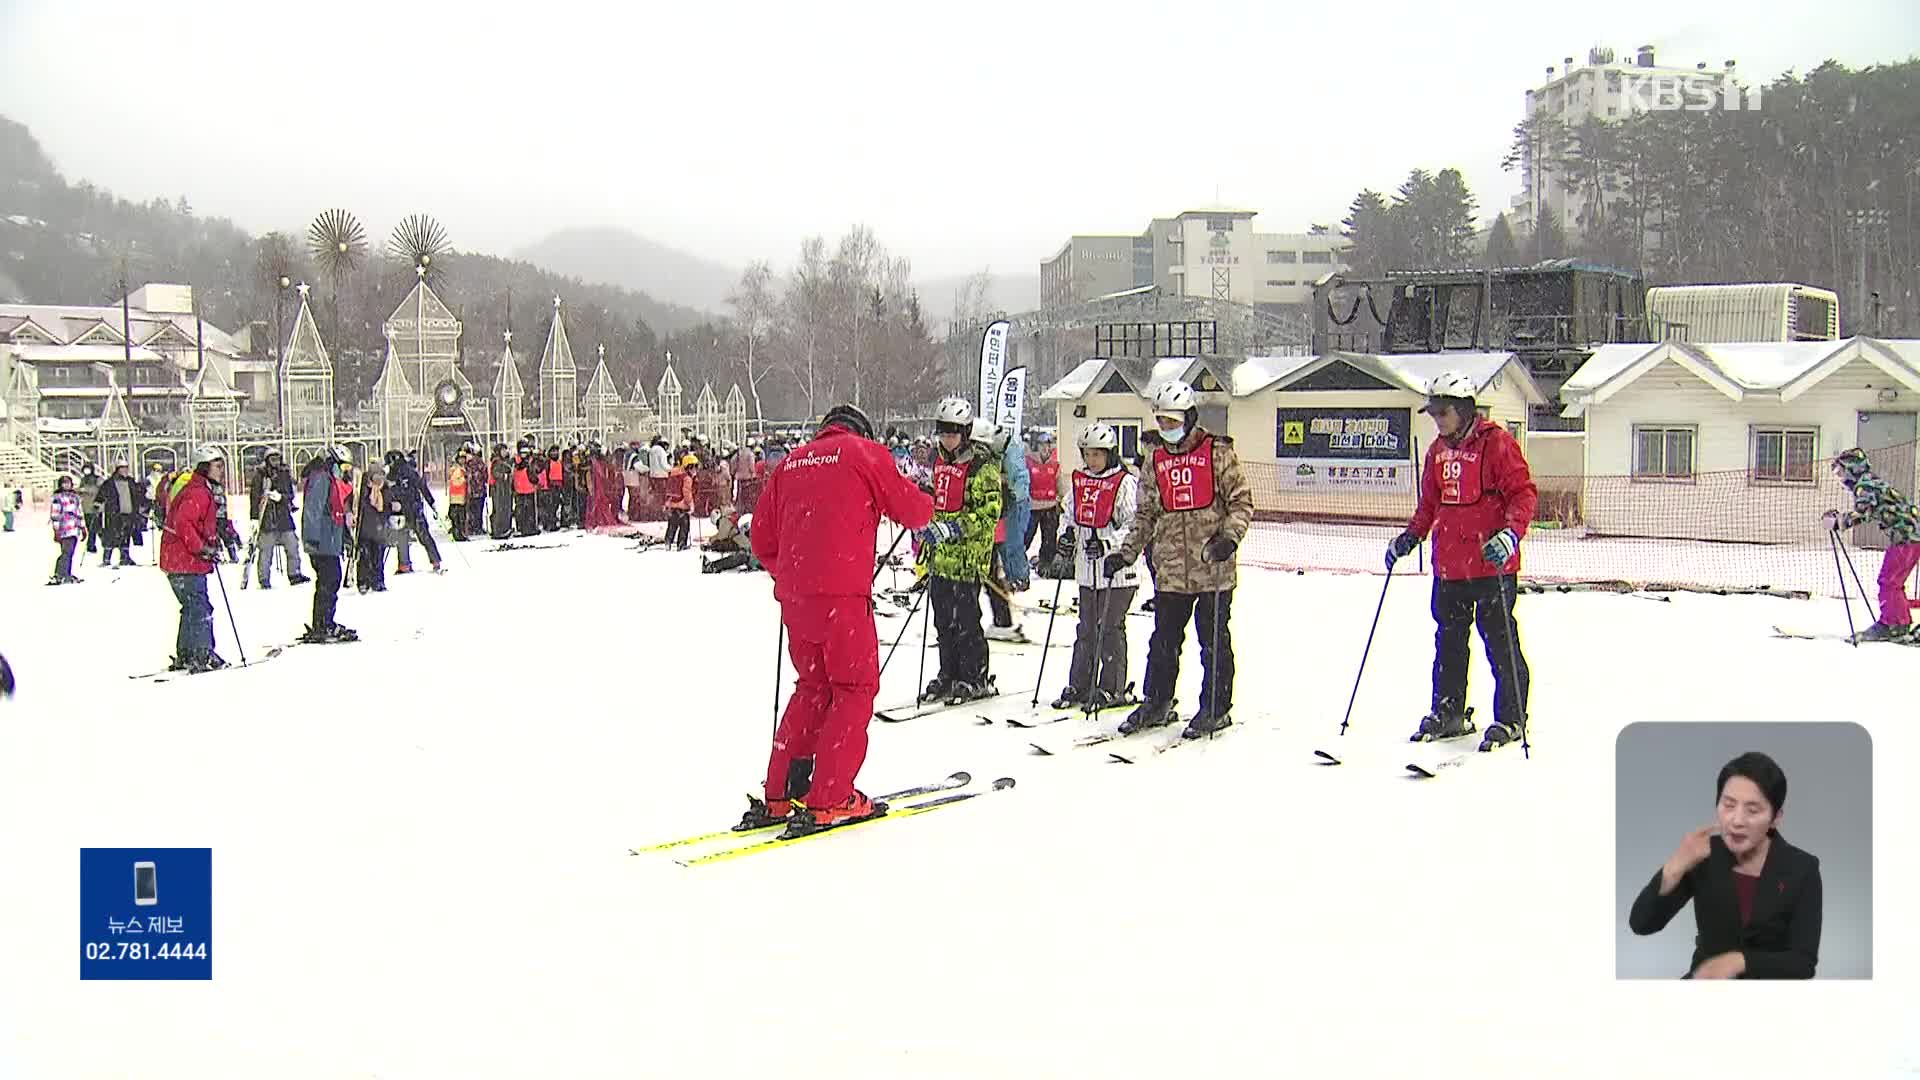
{"left": 742, "top": 403, "right": 934, "bottom": 837}
{"left": 1386, "top": 371, "right": 1538, "bottom": 754}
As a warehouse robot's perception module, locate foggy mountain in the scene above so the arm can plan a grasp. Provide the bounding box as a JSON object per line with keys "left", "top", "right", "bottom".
{"left": 514, "top": 227, "right": 739, "bottom": 315}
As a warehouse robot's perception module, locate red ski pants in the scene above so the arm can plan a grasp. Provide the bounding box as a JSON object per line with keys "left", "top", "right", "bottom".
{"left": 763, "top": 594, "right": 880, "bottom": 808}
{"left": 1878, "top": 541, "right": 1920, "bottom": 627}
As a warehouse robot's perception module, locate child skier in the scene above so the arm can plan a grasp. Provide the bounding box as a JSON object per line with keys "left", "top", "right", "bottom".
{"left": 1826, "top": 447, "right": 1920, "bottom": 641}
{"left": 918, "top": 398, "right": 1002, "bottom": 705}
{"left": 1052, "top": 423, "right": 1141, "bottom": 710}
{"left": 49, "top": 475, "right": 85, "bottom": 584}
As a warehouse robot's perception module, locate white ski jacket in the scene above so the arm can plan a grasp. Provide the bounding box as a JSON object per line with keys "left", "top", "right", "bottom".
{"left": 1067, "top": 466, "right": 1142, "bottom": 590}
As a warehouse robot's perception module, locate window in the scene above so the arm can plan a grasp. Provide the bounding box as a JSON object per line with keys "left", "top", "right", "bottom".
{"left": 1211, "top": 266, "right": 1231, "bottom": 300}
{"left": 1751, "top": 426, "right": 1816, "bottom": 484}
{"left": 1632, "top": 424, "right": 1696, "bottom": 481}
{"left": 1206, "top": 217, "right": 1233, "bottom": 232}
{"left": 1099, "top": 418, "right": 1142, "bottom": 462}
{"left": 1266, "top": 250, "right": 1297, "bottom": 264}
{"left": 1265, "top": 280, "right": 1297, "bottom": 287}
{"left": 1302, "top": 250, "right": 1333, "bottom": 264}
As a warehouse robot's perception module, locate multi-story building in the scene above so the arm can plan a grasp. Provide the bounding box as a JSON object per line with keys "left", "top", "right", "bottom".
{"left": 1508, "top": 45, "right": 1742, "bottom": 239}
{"left": 1040, "top": 208, "right": 1347, "bottom": 315}
{"left": 0, "top": 284, "right": 267, "bottom": 432}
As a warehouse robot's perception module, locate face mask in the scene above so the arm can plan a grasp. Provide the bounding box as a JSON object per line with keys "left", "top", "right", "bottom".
{"left": 1161, "top": 425, "right": 1186, "bottom": 445}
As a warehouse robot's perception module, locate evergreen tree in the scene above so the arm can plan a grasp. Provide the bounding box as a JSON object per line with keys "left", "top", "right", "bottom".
{"left": 1485, "top": 213, "right": 1521, "bottom": 268}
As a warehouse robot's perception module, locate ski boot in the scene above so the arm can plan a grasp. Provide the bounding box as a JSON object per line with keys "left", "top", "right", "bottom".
{"left": 1085, "top": 684, "right": 1137, "bottom": 712}
{"left": 1853, "top": 622, "right": 1909, "bottom": 643}
{"left": 1182, "top": 707, "right": 1233, "bottom": 739}
{"left": 326, "top": 624, "right": 360, "bottom": 643}
{"left": 297, "top": 624, "right": 330, "bottom": 644}
{"left": 183, "top": 652, "right": 228, "bottom": 675}
{"left": 1479, "top": 719, "right": 1525, "bottom": 752}
{"left": 1410, "top": 705, "right": 1476, "bottom": 743}
{"left": 733, "top": 795, "right": 793, "bottom": 832}
{"left": 919, "top": 677, "right": 953, "bottom": 703}
{"left": 944, "top": 677, "right": 995, "bottom": 706}
{"left": 781, "top": 791, "right": 885, "bottom": 838}
{"left": 1050, "top": 686, "right": 1086, "bottom": 711}
{"left": 985, "top": 623, "right": 1028, "bottom": 643}
{"left": 287, "top": 574, "right": 312, "bottom": 585}
{"left": 45, "top": 575, "right": 62, "bottom": 586}
{"left": 1117, "top": 699, "right": 1177, "bottom": 735}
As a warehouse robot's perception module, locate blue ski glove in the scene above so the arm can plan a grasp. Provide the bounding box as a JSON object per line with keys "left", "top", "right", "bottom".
{"left": 918, "top": 521, "right": 961, "bottom": 546}
{"left": 1481, "top": 527, "right": 1519, "bottom": 566}
{"left": 0, "top": 651, "right": 14, "bottom": 698}
{"left": 1385, "top": 532, "right": 1419, "bottom": 570}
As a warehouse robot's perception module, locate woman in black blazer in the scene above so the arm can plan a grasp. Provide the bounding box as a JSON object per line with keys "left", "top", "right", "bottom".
{"left": 1628, "top": 751, "right": 1822, "bottom": 979}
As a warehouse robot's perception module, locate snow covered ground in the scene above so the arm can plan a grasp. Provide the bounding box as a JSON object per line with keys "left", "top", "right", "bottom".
{"left": 0, "top": 510, "right": 1913, "bottom": 1079}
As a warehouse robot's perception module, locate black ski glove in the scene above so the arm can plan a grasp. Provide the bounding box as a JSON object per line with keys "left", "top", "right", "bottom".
{"left": 0, "top": 651, "right": 14, "bottom": 698}
{"left": 1101, "top": 552, "right": 1132, "bottom": 579}
{"left": 1083, "top": 536, "right": 1106, "bottom": 562}
{"left": 1204, "top": 533, "right": 1237, "bottom": 562}
{"left": 1385, "top": 531, "right": 1419, "bottom": 570}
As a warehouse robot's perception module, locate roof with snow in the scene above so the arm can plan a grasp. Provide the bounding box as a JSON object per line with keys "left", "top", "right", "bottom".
{"left": 1045, "top": 350, "right": 1543, "bottom": 405}
{"left": 1560, "top": 337, "right": 1920, "bottom": 416}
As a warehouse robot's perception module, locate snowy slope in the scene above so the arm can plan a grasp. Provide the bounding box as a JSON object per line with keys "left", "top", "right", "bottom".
{"left": 0, "top": 514, "right": 1913, "bottom": 1079}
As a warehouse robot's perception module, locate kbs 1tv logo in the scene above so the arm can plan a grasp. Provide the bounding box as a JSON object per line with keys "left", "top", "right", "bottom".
{"left": 1619, "top": 73, "right": 1762, "bottom": 113}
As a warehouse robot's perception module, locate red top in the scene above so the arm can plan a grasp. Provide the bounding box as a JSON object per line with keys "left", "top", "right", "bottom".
{"left": 752, "top": 424, "right": 934, "bottom": 602}
{"left": 1731, "top": 870, "right": 1760, "bottom": 926}
{"left": 1028, "top": 453, "right": 1060, "bottom": 508}
{"left": 159, "top": 471, "right": 218, "bottom": 575}
{"left": 1405, "top": 417, "right": 1538, "bottom": 581}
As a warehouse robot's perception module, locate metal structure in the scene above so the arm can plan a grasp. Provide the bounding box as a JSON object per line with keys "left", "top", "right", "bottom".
{"left": 371, "top": 344, "right": 417, "bottom": 455}
{"left": 582, "top": 345, "right": 623, "bottom": 442}
{"left": 281, "top": 285, "right": 337, "bottom": 464}
{"left": 722, "top": 384, "right": 748, "bottom": 446}
{"left": 96, "top": 379, "right": 137, "bottom": 469}
{"left": 187, "top": 356, "right": 241, "bottom": 469}
{"left": 656, "top": 363, "right": 683, "bottom": 439}
{"left": 627, "top": 379, "right": 658, "bottom": 441}
{"left": 692, "top": 382, "right": 720, "bottom": 442}
{"left": 493, "top": 330, "right": 525, "bottom": 446}
{"left": 537, "top": 297, "right": 579, "bottom": 441}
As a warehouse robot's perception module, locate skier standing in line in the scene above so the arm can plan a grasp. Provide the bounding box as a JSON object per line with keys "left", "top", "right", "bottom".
{"left": 250, "top": 450, "right": 308, "bottom": 588}
{"left": 490, "top": 443, "right": 516, "bottom": 540}
{"left": 385, "top": 450, "right": 443, "bottom": 574}
{"left": 1386, "top": 370, "right": 1537, "bottom": 751}
{"left": 446, "top": 447, "right": 470, "bottom": 542}
{"left": 49, "top": 474, "right": 85, "bottom": 585}
{"left": 919, "top": 399, "right": 1003, "bottom": 704}
{"left": 1104, "top": 380, "right": 1254, "bottom": 738}
{"left": 92, "top": 461, "right": 145, "bottom": 567}
{"left": 77, "top": 463, "right": 102, "bottom": 559}
{"left": 1052, "top": 423, "right": 1142, "bottom": 709}
{"left": 158, "top": 446, "right": 229, "bottom": 673}
{"left": 355, "top": 463, "right": 397, "bottom": 593}
{"left": 739, "top": 403, "right": 933, "bottom": 835}
{"left": 1026, "top": 433, "right": 1063, "bottom": 570}
{"left": 664, "top": 453, "right": 696, "bottom": 549}
{"left": 1824, "top": 447, "right": 1920, "bottom": 642}
{"left": 984, "top": 423, "right": 1033, "bottom": 642}
{"left": 298, "top": 446, "right": 358, "bottom": 643}
{"left": 512, "top": 439, "right": 540, "bottom": 537}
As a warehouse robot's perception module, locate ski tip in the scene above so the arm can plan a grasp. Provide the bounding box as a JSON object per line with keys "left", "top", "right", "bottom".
{"left": 1405, "top": 764, "right": 1435, "bottom": 778}
{"left": 1108, "top": 753, "right": 1134, "bottom": 765}
{"left": 949, "top": 771, "right": 972, "bottom": 784}
{"left": 989, "top": 777, "right": 1017, "bottom": 790}
{"left": 1312, "top": 750, "right": 1342, "bottom": 765}
{"left": 974, "top": 716, "right": 994, "bottom": 725}
{"left": 1028, "top": 743, "right": 1052, "bottom": 756}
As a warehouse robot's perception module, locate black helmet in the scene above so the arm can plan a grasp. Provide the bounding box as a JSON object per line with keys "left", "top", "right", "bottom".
{"left": 821, "top": 402, "right": 874, "bottom": 440}
{"left": 384, "top": 450, "right": 404, "bottom": 467}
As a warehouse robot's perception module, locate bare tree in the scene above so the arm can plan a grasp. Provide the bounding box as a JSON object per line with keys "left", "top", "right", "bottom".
{"left": 726, "top": 259, "right": 778, "bottom": 429}
{"left": 779, "top": 236, "right": 831, "bottom": 417}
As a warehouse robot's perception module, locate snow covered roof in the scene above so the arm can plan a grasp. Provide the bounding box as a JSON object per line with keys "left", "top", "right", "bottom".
{"left": 1232, "top": 354, "right": 1319, "bottom": 396}
{"left": 1559, "top": 338, "right": 1920, "bottom": 416}
{"left": 11, "top": 343, "right": 168, "bottom": 364}
{"left": 1234, "top": 350, "right": 1545, "bottom": 405}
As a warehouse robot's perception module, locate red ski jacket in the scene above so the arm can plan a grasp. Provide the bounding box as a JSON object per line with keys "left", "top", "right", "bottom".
{"left": 1404, "top": 417, "right": 1537, "bottom": 581}
{"left": 159, "top": 471, "right": 218, "bottom": 575}
{"left": 752, "top": 424, "right": 934, "bottom": 602}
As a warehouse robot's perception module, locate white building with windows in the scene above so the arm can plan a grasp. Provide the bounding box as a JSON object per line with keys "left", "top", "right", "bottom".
{"left": 1041, "top": 208, "right": 1346, "bottom": 313}
{"left": 1507, "top": 45, "right": 1745, "bottom": 237}
{"left": 1560, "top": 337, "right": 1920, "bottom": 543}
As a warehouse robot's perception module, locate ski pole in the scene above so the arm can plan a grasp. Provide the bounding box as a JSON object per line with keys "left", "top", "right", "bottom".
{"left": 1205, "top": 584, "right": 1224, "bottom": 738}
{"left": 914, "top": 579, "right": 933, "bottom": 701}
{"left": 1835, "top": 529, "right": 1872, "bottom": 614}
{"left": 1030, "top": 572, "right": 1067, "bottom": 708}
{"left": 1084, "top": 554, "right": 1106, "bottom": 721}
{"left": 1828, "top": 527, "right": 1859, "bottom": 647}
{"left": 771, "top": 619, "right": 784, "bottom": 738}
{"left": 1497, "top": 573, "right": 1530, "bottom": 759}
{"left": 872, "top": 527, "right": 908, "bottom": 586}
{"left": 1336, "top": 564, "right": 1397, "bottom": 737}
{"left": 877, "top": 576, "right": 928, "bottom": 678}
{"left": 210, "top": 561, "right": 248, "bottom": 666}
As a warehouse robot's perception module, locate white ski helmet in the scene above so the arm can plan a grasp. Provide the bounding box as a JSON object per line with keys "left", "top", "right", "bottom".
{"left": 1077, "top": 422, "right": 1119, "bottom": 451}
{"left": 935, "top": 397, "right": 974, "bottom": 427}
{"left": 1427, "top": 370, "right": 1477, "bottom": 400}
{"left": 190, "top": 444, "right": 225, "bottom": 467}
{"left": 329, "top": 444, "right": 354, "bottom": 464}
{"left": 1152, "top": 379, "right": 1196, "bottom": 418}
{"left": 969, "top": 416, "right": 998, "bottom": 446}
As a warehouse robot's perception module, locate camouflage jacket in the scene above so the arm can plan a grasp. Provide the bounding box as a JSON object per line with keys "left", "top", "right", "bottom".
{"left": 1839, "top": 470, "right": 1919, "bottom": 546}
{"left": 1116, "top": 427, "right": 1255, "bottom": 593}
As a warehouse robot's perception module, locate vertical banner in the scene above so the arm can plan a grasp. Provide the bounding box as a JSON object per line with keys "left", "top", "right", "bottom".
{"left": 994, "top": 366, "right": 1027, "bottom": 435}
{"left": 977, "top": 320, "right": 1010, "bottom": 417}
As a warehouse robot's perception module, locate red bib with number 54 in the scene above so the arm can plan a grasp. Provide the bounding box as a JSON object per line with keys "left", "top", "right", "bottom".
{"left": 932, "top": 460, "right": 970, "bottom": 512}
{"left": 1071, "top": 470, "right": 1124, "bottom": 528}
{"left": 1153, "top": 437, "right": 1215, "bottom": 511}
{"left": 1434, "top": 446, "right": 1484, "bottom": 505}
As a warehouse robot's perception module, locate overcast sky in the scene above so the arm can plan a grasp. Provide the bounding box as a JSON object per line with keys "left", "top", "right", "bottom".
{"left": 2, "top": 0, "right": 1915, "bottom": 281}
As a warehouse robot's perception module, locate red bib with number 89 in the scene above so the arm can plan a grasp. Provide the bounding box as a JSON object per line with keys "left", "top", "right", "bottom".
{"left": 1434, "top": 447, "right": 1483, "bottom": 506}
{"left": 1153, "top": 437, "right": 1215, "bottom": 511}
{"left": 1071, "top": 470, "right": 1124, "bottom": 528}
{"left": 932, "top": 460, "right": 970, "bottom": 512}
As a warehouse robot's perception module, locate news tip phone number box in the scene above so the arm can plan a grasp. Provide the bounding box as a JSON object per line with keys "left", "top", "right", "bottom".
{"left": 80, "top": 848, "right": 211, "bottom": 981}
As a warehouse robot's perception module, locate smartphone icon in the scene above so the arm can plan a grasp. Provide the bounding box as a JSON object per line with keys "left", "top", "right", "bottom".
{"left": 133, "top": 861, "right": 157, "bottom": 906}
